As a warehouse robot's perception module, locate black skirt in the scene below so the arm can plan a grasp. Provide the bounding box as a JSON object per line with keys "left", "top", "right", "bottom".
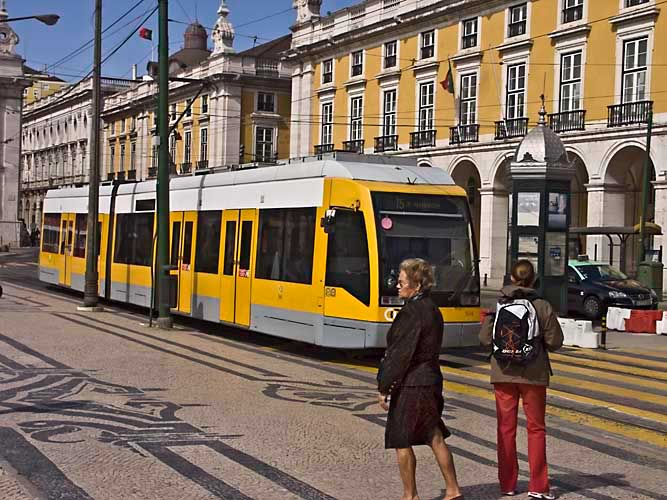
{"left": 385, "top": 384, "right": 451, "bottom": 449}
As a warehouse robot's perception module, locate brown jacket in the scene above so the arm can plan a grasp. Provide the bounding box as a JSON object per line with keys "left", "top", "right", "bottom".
{"left": 479, "top": 285, "right": 564, "bottom": 386}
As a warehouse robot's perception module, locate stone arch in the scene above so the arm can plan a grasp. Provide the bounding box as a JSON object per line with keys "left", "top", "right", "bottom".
{"left": 450, "top": 158, "right": 482, "bottom": 247}
{"left": 567, "top": 150, "right": 589, "bottom": 229}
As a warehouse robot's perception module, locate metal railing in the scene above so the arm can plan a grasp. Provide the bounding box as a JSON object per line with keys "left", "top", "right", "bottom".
{"left": 450, "top": 124, "right": 480, "bottom": 144}
{"left": 548, "top": 110, "right": 586, "bottom": 133}
{"left": 607, "top": 101, "right": 652, "bottom": 127}
{"left": 180, "top": 162, "right": 192, "bottom": 174}
{"left": 410, "top": 129, "right": 436, "bottom": 149}
{"left": 314, "top": 144, "right": 335, "bottom": 155}
{"left": 116, "top": 171, "right": 126, "bottom": 181}
{"left": 197, "top": 160, "right": 209, "bottom": 170}
{"left": 148, "top": 167, "right": 157, "bottom": 178}
{"left": 342, "top": 139, "right": 365, "bottom": 153}
{"left": 494, "top": 118, "right": 528, "bottom": 140}
{"left": 508, "top": 20, "right": 526, "bottom": 37}
{"left": 374, "top": 135, "right": 398, "bottom": 153}
{"left": 127, "top": 170, "right": 137, "bottom": 181}
{"left": 256, "top": 59, "right": 280, "bottom": 77}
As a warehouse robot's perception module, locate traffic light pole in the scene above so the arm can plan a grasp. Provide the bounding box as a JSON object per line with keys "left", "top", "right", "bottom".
{"left": 82, "top": 0, "right": 102, "bottom": 309}
{"left": 156, "top": 0, "right": 173, "bottom": 329}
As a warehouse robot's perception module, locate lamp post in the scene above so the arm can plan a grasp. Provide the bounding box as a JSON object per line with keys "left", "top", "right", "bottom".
{"left": 3, "top": 15, "right": 60, "bottom": 25}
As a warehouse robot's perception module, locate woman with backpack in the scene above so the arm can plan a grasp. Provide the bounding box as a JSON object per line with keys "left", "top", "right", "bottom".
{"left": 479, "top": 260, "right": 564, "bottom": 499}
{"left": 378, "top": 258, "right": 463, "bottom": 500}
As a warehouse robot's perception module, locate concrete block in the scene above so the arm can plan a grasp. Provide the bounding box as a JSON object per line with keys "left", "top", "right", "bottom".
{"left": 606, "top": 307, "right": 631, "bottom": 331}
{"left": 575, "top": 320, "right": 601, "bottom": 348}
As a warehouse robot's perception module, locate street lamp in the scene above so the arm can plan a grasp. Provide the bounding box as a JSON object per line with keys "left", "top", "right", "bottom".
{"left": 3, "top": 14, "right": 60, "bottom": 26}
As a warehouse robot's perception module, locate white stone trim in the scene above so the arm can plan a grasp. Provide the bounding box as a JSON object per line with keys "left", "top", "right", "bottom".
{"left": 613, "top": 26, "right": 654, "bottom": 105}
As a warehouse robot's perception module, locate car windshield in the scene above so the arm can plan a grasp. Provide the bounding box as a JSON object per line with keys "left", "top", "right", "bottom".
{"left": 372, "top": 192, "right": 479, "bottom": 307}
{"left": 577, "top": 264, "right": 627, "bottom": 281}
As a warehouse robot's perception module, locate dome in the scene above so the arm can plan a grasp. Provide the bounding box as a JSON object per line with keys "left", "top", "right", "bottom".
{"left": 514, "top": 105, "right": 570, "bottom": 166}
{"left": 184, "top": 22, "right": 207, "bottom": 50}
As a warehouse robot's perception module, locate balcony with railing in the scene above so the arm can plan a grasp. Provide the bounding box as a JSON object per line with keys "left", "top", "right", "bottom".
{"left": 410, "top": 130, "right": 436, "bottom": 149}
{"left": 342, "top": 139, "right": 365, "bottom": 153}
{"left": 494, "top": 118, "right": 528, "bottom": 140}
{"left": 314, "top": 144, "right": 335, "bottom": 155}
{"left": 256, "top": 58, "right": 280, "bottom": 78}
{"left": 450, "top": 124, "right": 480, "bottom": 145}
{"left": 607, "top": 101, "right": 652, "bottom": 127}
{"left": 127, "top": 170, "right": 137, "bottom": 181}
{"left": 548, "top": 110, "right": 586, "bottom": 133}
{"left": 116, "top": 171, "right": 126, "bottom": 181}
{"left": 197, "top": 160, "right": 209, "bottom": 170}
{"left": 374, "top": 135, "right": 398, "bottom": 153}
{"left": 148, "top": 167, "right": 157, "bottom": 178}
{"left": 180, "top": 162, "right": 192, "bottom": 175}
{"left": 105, "top": 172, "right": 115, "bottom": 182}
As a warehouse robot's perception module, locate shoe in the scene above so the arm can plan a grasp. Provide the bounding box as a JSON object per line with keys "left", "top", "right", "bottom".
{"left": 502, "top": 493, "right": 517, "bottom": 497}
{"left": 528, "top": 492, "right": 555, "bottom": 500}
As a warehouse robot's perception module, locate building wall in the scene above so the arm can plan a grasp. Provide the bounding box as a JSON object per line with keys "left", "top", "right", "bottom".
{"left": 23, "top": 79, "right": 68, "bottom": 106}
{"left": 291, "top": 0, "right": 667, "bottom": 290}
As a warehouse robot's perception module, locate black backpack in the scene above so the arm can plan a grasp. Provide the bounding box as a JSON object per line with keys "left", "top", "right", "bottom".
{"left": 491, "top": 298, "right": 542, "bottom": 365}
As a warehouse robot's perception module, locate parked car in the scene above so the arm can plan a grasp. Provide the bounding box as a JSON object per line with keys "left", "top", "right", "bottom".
{"left": 567, "top": 258, "right": 658, "bottom": 319}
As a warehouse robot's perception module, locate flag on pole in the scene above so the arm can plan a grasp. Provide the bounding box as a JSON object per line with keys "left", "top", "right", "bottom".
{"left": 139, "top": 27, "right": 153, "bottom": 41}
{"left": 441, "top": 59, "right": 455, "bottom": 95}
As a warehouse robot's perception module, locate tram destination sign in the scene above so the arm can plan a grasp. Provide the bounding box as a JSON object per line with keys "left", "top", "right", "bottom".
{"left": 372, "top": 192, "right": 463, "bottom": 215}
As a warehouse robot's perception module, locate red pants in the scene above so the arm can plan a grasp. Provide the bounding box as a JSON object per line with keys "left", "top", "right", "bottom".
{"left": 494, "top": 383, "right": 549, "bottom": 493}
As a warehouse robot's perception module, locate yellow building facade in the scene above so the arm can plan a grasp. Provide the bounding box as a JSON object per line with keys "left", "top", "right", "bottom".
{"left": 22, "top": 66, "right": 68, "bottom": 105}
{"left": 289, "top": 0, "right": 667, "bottom": 289}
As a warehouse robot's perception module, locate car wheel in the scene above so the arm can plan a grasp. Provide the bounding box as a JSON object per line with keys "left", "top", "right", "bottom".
{"left": 583, "top": 296, "right": 602, "bottom": 319}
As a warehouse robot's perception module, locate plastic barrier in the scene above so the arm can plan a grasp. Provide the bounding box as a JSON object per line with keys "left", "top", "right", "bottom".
{"left": 656, "top": 312, "right": 667, "bottom": 335}
{"left": 606, "top": 307, "right": 632, "bottom": 331}
{"left": 624, "top": 309, "right": 662, "bottom": 334}
{"left": 557, "top": 317, "right": 600, "bottom": 348}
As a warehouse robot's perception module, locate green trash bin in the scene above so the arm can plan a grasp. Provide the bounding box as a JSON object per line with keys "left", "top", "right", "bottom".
{"left": 637, "top": 260, "right": 663, "bottom": 301}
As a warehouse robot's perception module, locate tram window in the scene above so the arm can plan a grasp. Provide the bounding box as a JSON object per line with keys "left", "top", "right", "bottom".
{"left": 239, "top": 221, "right": 253, "bottom": 272}
{"left": 325, "top": 210, "right": 370, "bottom": 305}
{"left": 182, "top": 222, "right": 194, "bottom": 265}
{"left": 222, "top": 221, "right": 237, "bottom": 276}
{"left": 256, "top": 208, "right": 316, "bottom": 284}
{"left": 42, "top": 213, "right": 61, "bottom": 254}
{"left": 114, "top": 213, "right": 154, "bottom": 266}
{"left": 74, "top": 214, "right": 87, "bottom": 258}
{"left": 195, "top": 211, "right": 222, "bottom": 274}
{"left": 170, "top": 221, "right": 181, "bottom": 268}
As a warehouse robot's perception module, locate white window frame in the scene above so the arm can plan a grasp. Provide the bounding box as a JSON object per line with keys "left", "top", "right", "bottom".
{"left": 254, "top": 126, "right": 275, "bottom": 162}
{"left": 200, "top": 128, "right": 208, "bottom": 162}
{"left": 559, "top": 51, "right": 583, "bottom": 112}
{"left": 505, "top": 63, "right": 527, "bottom": 119}
{"left": 561, "top": 0, "right": 585, "bottom": 24}
{"left": 506, "top": 3, "right": 530, "bottom": 40}
{"left": 419, "top": 30, "right": 436, "bottom": 60}
{"left": 417, "top": 81, "right": 435, "bottom": 131}
{"left": 322, "top": 58, "right": 334, "bottom": 85}
{"left": 257, "top": 92, "right": 276, "bottom": 113}
{"left": 349, "top": 96, "right": 364, "bottom": 141}
{"left": 383, "top": 40, "right": 398, "bottom": 70}
{"left": 460, "top": 18, "right": 479, "bottom": 50}
{"left": 620, "top": 0, "right": 652, "bottom": 10}
{"left": 320, "top": 101, "right": 334, "bottom": 145}
{"left": 350, "top": 50, "right": 364, "bottom": 78}
{"left": 185, "top": 99, "right": 193, "bottom": 118}
{"left": 184, "top": 130, "right": 192, "bottom": 163}
{"left": 459, "top": 73, "right": 478, "bottom": 125}
{"left": 130, "top": 141, "right": 136, "bottom": 171}
{"left": 201, "top": 94, "right": 209, "bottom": 115}
{"left": 169, "top": 133, "right": 177, "bottom": 164}
{"left": 615, "top": 28, "right": 653, "bottom": 105}
{"left": 382, "top": 89, "right": 398, "bottom": 137}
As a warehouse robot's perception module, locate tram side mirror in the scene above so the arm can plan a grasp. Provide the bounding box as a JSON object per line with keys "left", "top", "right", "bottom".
{"left": 321, "top": 209, "right": 337, "bottom": 234}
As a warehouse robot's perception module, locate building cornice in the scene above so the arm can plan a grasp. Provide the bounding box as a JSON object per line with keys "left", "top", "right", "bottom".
{"left": 548, "top": 23, "right": 591, "bottom": 42}
{"left": 609, "top": 6, "right": 660, "bottom": 26}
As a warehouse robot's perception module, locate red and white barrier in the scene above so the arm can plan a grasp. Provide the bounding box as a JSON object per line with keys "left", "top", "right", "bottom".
{"left": 606, "top": 307, "right": 663, "bottom": 334}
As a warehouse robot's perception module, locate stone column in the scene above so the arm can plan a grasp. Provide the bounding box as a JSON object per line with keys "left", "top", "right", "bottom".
{"left": 289, "top": 62, "right": 314, "bottom": 158}
{"left": 586, "top": 182, "right": 626, "bottom": 267}
{"left": 479, "top": 187, "right": 509, "bottom": 290}
{"left": 651, "top": 180, "right": 667, "bottom": 294}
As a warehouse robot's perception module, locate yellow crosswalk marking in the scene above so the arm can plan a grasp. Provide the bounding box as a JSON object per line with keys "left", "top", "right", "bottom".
{"left": 441, "top": 354, "right": 667, "bottom": 406}
{"left": 563, "top": 348, "right": 667, "bottom": 370}
{"left": 623, "top": 348, "right": 667, "bottom": 360}
{"left": 549, "top": 352, "right": 667, "bottom": 381}
{"left": 327, "top": 359, "right": 667, "bottom": 448}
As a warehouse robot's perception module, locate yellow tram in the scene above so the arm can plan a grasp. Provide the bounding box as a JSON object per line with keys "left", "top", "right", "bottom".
{"left": 40, "top": 153, "right": 480, "bottom": 348}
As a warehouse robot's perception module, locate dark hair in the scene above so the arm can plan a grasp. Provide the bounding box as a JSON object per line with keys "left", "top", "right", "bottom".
{"left": 511, "top": 260, "right": 536, "bottom": 288}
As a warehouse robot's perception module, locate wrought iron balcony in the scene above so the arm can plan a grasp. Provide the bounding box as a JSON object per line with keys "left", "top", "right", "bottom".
{"left": 508, "top": 20, "right": 526, "bottom": 38}
{"left": 607, "top": 101, "right": 652, "bottom": 128}
{"left": 374, "top": 135, "right": 398, "bottom": 153}
{"left": 255, "top": 153, "right": 278, "bottom": 163}
{"left": 342, "top": 139, "right": 365, "bottom": 153}
{"left": 450, "top": 124, "right": 480, "bottom": 145}
{"left": 116, "top": 171, "right": 126, "bottom": 181}
{"left": 180, "top": 162, "right": 192, "bottom": 174}
{"left": 148, "top": 166, "right": 157, "bottom": 178}
{"left": 105, "top": 172, "right": 115, "bottom": 182}
{"left": 197, "top": 160, "right": 209, "bottom": 170}
{"left": 314, "top": 144, "right": 334, "bottom": 155}
{"left": 410, "top": 130, "right": 436, "bottom": 149}
{"left": 494, "top": 118, "right": 528, "bottom": 140}
{"left": 127, "top": 169, "right": 137, "bottom": 181}
{"left": 548, "top": 110, "right": 586, "bottom": 133}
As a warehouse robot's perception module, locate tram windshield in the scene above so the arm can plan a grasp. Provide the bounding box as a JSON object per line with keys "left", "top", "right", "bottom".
{"left": 372, "top": 192, "right": 479, "bottom": 308}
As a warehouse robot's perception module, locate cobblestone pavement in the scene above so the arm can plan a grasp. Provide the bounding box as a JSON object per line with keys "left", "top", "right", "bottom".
{"left": 0, "top": 251, "right": 666, "bottom": 500}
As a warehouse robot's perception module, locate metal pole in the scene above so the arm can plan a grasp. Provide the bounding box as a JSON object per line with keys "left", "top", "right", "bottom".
{"left": 638, "top": 109, "right": 653, "bottom": 267}
{"left": 83, "top": 0, "right": 102, "bottom": 308}
{"left": 156, "top": 0, "right": 173, "bottom": 329}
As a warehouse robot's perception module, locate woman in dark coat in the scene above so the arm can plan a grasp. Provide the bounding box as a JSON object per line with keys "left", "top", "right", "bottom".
{"left": 378, "top": 258, "right": 463, "bottom": 500}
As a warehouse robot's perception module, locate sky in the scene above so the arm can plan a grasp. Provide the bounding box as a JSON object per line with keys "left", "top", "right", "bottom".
{"left": 10, "top": 0, "right": 358, "bottom": 82}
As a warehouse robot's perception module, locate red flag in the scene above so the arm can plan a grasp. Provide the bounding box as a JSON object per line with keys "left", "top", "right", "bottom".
{"left": 139, "top": 27, "right": 153, "bottom": 40}
{"left": 440, "top": 59, "right": 455, "bottom": 95}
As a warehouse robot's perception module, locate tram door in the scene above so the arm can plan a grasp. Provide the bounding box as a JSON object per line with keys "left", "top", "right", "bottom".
{"left": 220, "top": 209, "right": 255, "bottom": 327}
{"left": 59, "top": 214, "right": 75, "bottom": 287}
{"left": 169, "top": 212, "right": 196, "bottom": 314}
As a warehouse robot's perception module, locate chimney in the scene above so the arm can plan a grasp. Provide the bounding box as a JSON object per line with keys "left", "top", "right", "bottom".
{"left": 132, "top": 64, "right": 138, "bottom": 80}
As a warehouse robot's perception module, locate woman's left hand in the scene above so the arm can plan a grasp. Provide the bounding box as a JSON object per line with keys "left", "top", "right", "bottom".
{"left": 378, "top": 393, "right": 389, "bottom": 411}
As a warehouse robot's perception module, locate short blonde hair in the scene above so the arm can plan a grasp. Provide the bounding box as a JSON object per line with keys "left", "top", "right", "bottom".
{"left": 400, "top": 258, "right": 435, "bottom": 292}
